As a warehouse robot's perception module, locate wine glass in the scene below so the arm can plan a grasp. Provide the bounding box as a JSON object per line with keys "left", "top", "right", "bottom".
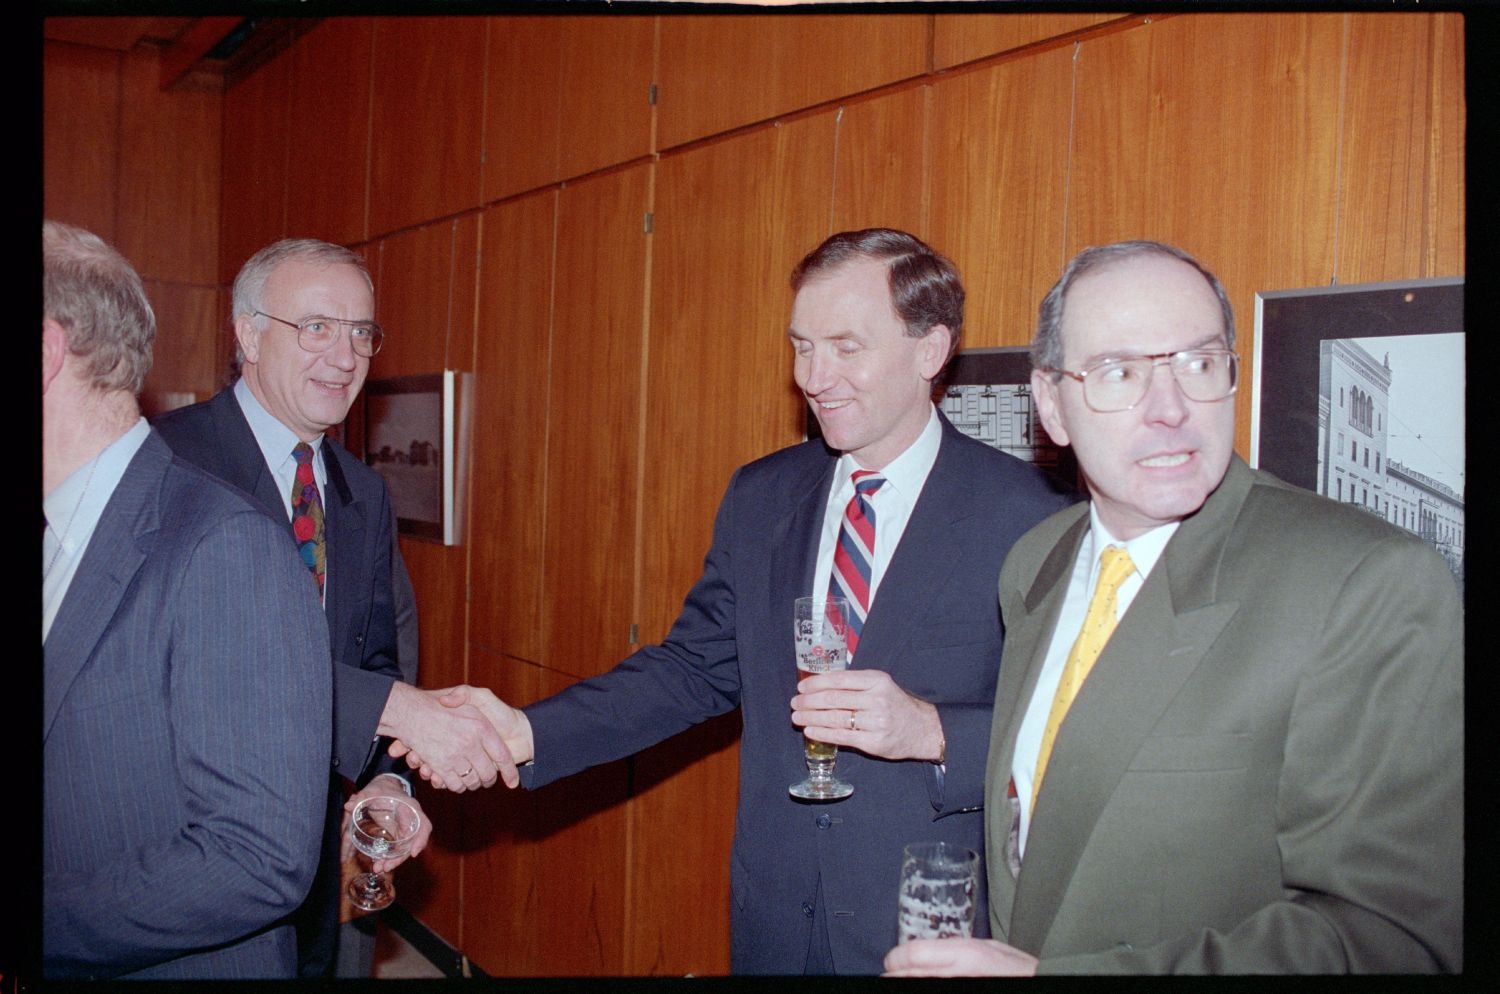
{"left": 346, "top": 794, "right": 422, "bottom": 912}
{"left": 789, "top": 595, "right": 854, "bottom": 801}
{"left": 895, "top": 842, "right": 979, "bottom": 943}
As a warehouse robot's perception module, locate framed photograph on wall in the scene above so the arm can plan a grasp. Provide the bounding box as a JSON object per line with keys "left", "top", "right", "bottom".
{"left": 806, "top": 346, "right": 1077, "bottom": 484}
{"left": 1252, "top": 277, "right": 1463, "bottom": 587}
{"left": 362, "top": 371, "right": 461, "bottom": 545}
{"left": 936, "top": 347, "right": 1079, "bottom": 484}
{"left": 802, "top": 346, "right": 1079, "bottom": 484}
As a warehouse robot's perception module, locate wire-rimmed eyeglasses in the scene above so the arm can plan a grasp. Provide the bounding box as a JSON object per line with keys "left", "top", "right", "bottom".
{"left": 1039, "top": 348, "right": 1238, "bottom": 413}
{"left": 255, "top": 310, "right": 385, "bottom": 358}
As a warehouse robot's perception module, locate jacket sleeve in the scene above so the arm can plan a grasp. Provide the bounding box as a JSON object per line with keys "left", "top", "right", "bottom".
{"left": 334, "top": 483, "right": 407, "bottom": 784}
{"left": 522, "top": 469, "right": 746, "bottom": 788}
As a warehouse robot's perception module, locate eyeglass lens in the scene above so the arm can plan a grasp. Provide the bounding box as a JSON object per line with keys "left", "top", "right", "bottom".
{"left": 1083, "top": 351, "right": 1236, "bottom": 412}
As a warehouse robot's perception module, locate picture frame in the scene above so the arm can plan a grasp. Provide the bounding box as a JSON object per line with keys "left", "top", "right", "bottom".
{"left": 361, "top": 371, "right": 462, "bottom": 545}
{"left": 1252, "top": 277, "right": 1463, "bottom": 585}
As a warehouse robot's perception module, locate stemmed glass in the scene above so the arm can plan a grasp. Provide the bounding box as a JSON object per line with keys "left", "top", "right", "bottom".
{"left": 789, "top": 595, "right": 854, "bottom": 801}
{"left": 346, "top": 794, "right": 422, "bottom": 912}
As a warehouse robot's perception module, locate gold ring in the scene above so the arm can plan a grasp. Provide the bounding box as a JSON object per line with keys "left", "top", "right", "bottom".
{"left": 848, "top": 713, "right": 857, "bottom": 731}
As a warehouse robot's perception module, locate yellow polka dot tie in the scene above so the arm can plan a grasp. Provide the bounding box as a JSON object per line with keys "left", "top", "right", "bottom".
{"left": 1032, "top": 545, "right": 1136, "bottom": 810}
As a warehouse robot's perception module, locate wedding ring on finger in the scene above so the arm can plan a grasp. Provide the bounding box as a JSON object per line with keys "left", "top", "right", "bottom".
{"left": 848, "top": 712, "right": 858, "bottom": 731}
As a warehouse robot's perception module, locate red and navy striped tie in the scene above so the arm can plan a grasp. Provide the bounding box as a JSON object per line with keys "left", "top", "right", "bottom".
{"left": 830, "top": 470, "right": 885, "bottom": 657}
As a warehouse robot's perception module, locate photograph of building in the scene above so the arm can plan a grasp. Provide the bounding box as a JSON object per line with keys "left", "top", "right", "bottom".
{"left": 1316, "top": 333, "right": 1464, "bottom": 589}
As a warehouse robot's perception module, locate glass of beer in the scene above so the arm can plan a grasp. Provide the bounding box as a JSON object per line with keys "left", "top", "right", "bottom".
{"left": 896, "top": 842, "right": 979, "bottom": 943}
{"left": 789, "top": 595, "right": 854, "bottom": 801}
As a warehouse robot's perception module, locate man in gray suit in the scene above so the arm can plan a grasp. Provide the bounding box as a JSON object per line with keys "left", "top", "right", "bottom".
{"left": 42, "top": 221, "right": 332, "bottom": 979}
{"left": 885, "top": 241, "right": 1462, "bottom": 975}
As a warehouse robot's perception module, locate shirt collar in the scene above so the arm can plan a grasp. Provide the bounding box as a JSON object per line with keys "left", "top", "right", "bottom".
{"left": 44, "top": 417, "right": 150, "bottom": 552}
{"left": 234, "top": 375, "right": 323, "bottom": 472}
{"left": 834, "top": 404, "right": 942, "bottom": 500}
{"left": 1086, "top": 502, "right": 1179, "bottom": 582}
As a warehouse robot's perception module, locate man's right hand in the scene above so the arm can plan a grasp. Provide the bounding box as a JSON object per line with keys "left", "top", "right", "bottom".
{"left": 387, "top": 684, "right": 534, "bottom": 791}
{"left": 376, "top": 682, "right": 518, "bottom": 792}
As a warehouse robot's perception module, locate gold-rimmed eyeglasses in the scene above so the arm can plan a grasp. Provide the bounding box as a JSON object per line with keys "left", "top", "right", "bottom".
{"left": 255, "top": 310, "right": 385, "bottom": 358}
{"left": 1040, "top": 348, "right": 1237, "bottom": 413}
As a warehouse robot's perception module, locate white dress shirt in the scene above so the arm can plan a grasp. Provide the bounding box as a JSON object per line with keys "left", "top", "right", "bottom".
{"left": 810, "top": 405, "right": 943, "bottom": 636}
{"left": 43, "top": 418, "right": 150, "bottom": 643}
{"left": 1010, "top": 504, "right": 1178, "bottom": 856}
{"left": 234, "top": 377, "right": 331, "bottom": 603}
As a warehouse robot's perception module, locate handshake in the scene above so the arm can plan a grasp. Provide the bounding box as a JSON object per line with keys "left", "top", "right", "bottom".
{"left": 377, "top": 683, "right": 534, "bottom": 792}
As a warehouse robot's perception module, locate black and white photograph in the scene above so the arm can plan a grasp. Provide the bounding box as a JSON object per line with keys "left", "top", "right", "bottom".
{"left": 363, "top": 371, "right": 456, "bottom": 544}
{"left": 1253, "top": 278, "right": 1463, "bottom": 589}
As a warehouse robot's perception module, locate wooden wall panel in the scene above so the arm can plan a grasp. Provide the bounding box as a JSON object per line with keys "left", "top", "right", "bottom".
{"left": 645, "top": 116, "right": 833, "bottom": 635}
{"left": 542, "top": 165, "right": 651, "bottom": 680}
{"left": 484, "top": 17, "right": 564, "bottom": 203}
{"left": 1067, "top": 14, "right": 1344, "bottom": 454}
{"left": 830, "top": 86, "right": 929, "bottom": 238}
{"left": 286, "top": 18, "right": 374, "bottom": 247}
{"left": 373, "top": 221, "right": 459, "bottom": 375}
{"left": 557, "top": 17, "right": 656, "bottom": 180}
{"left": 927, "top": 46, "right": 1076, "bottom": 349}
{"left": 469, "top": 191, "right": 557, "bottom": 664}
{"left": 458, "top": 648, "right": 543, "bottom": 972}
{"left": 1337, "top": 13, "right": 1465, "bottom": 285}
{"left": 43, "top": 41, "right": 121, "bottom": 242}
{"left": 484, "top": 15, "right": 653, "bottom": 201}
{"left": 1428, "top": 13, "right": 1464, "bottom": 279}
{"left": 657, "top": 15, "right": 928, "bottom": 151}
{"left": 369, "top": 18, "right": 486, "bottom": 238}
{"left": 932, "top": 12, "right": 1124, "bottom": 70}
{"left": 218, "top": 46, "right": 289, "bottom": 283}
{"left": 139, "top": 281, "right": 223, "bottom": 410}
{"left": 116, "top": 47, "right": 221, "bottom": 286}
{"left": 526, "top": 676, "right": 630, "bottom": 975}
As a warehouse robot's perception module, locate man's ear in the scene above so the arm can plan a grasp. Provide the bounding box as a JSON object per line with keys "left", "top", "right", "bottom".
{"left": 918, "top": 325, "right": 954, "bottom": 381}
{"left": 43, "top": 318, "right": 67, "bottom": 394}
{"left": 1031, "top": 368, "right": 1070, "bottom": 448}
{"left": 234, "top": 313, "right": 261, "bottom": 365}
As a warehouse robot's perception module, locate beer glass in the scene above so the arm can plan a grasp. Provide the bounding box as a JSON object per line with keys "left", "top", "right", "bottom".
{"left": 896, "top": 842, "right": 979, "bottom": 942}
{"left": 789, "top": 595, "right": 854, "bottom": 801}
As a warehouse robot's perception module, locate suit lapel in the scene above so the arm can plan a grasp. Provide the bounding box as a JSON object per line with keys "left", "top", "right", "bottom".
{"left": 210, "top": 388, "right": 285, "bottom": 519}
{"left": 985, "top": 511, "right": 1088, "bottom": 935}
{"left": 1008, "top": 458, "right": 1256, "bottom": 953}
{"left": 43, "top": 436, "right": 166, "bottom": 740}
{"left": 854, "top": 422, "right": 981, "bottom": 673}
{"left": 321, "top": 441, "right": 363, "bottom": 658}
{"left": 770, "top": 454, "right": 836, "bottom": 614}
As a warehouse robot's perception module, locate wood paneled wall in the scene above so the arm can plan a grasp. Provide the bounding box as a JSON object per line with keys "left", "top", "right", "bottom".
{"left": 44, "top": 40, "right": 225, "bottom": 408}
{"left": 44, "top": 11, "right": 1463, "bottom": 977}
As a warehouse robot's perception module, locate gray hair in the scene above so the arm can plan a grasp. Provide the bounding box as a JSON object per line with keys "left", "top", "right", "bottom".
{"left": 1032, "top": 240, "right": 1235, "bottom": 374}
{"left": 43, "top": 220, "right": 156, "bottom": 396}
{"left": 790, "top": 228, "right": 965, "bottom": 362}
{"left": 232, "top": 238, "right": 372, "bottom": 363}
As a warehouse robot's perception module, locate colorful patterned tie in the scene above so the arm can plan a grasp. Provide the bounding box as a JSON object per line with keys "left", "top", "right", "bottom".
{"left": 1031, "top": 545, "right": 1135, "bottom": 809}
{"left": 829, "top": 470, "right": 885, "bottom": 658}
{"left": 290, "top": 442, "right": 326, "bottom": 600}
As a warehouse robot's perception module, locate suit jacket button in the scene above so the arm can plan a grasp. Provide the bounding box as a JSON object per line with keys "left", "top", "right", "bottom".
{"left": 801, "top": 902, "right": 815, "bottom": 918}
{"left": 816, "top": 814, "right": 832, "bottom": 830}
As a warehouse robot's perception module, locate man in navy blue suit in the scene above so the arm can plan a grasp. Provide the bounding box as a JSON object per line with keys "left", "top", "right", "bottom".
{"left": 153, "top": 238, "right": 511, "bottom": 976}
{"left": 404, "top": 229, "right": 1076, "bottom": 973}
{"left": 43, "top": 221, "right": 331, "bottom": 979}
